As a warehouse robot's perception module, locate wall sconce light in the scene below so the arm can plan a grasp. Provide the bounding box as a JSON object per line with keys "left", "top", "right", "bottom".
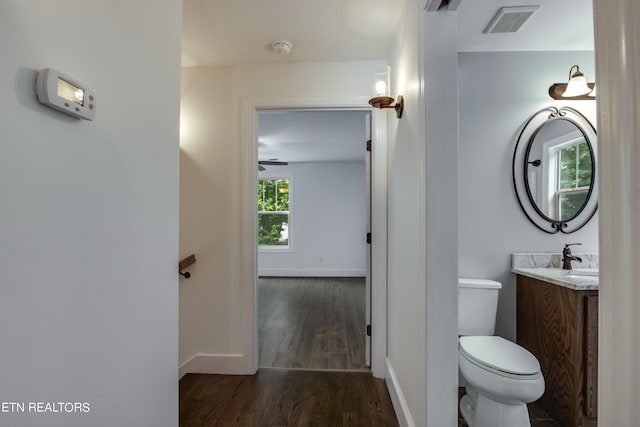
{"left": 369, "top": 65, "right": 404, "bottom": 118}
{"left": 548, "top": 65, "right": 596, "bottom": 100}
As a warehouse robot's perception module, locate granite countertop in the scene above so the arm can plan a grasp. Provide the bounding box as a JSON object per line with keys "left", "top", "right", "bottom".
{"left": 511, "top": 253, "right": 599, "bottom": 291}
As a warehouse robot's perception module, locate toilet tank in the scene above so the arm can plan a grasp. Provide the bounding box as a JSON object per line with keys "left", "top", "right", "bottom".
{"left": 458, "top": 278, "right": 502, "bottom": 336}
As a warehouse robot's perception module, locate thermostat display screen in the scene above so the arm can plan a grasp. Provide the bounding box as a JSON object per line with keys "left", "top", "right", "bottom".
{"left": 35, "top": 68, "right": 95, "bottom": 120}
{"left": 57, "top": 78, "right": 84, "bottom": 106}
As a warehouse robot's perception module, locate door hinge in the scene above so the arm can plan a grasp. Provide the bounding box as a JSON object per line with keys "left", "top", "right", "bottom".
{"left": 366, "top": 325, "right": 372, "bottom": 336}
{"left": 366, "top": 139, "right": 372, "bottom": 152}
{"left": 366, "top": 232, "right": 371, "bottom": 244}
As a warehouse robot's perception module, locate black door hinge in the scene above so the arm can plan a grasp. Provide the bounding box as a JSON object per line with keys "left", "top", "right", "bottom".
{"left": 366, "top": 232, "right": 371, "bottom": 244}
{"left": 366, "top": 325, "right": 372, "bottom": 336}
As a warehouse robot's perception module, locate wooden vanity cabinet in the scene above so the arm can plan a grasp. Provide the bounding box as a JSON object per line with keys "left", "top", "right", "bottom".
{"left": 516, "top": 275, "right": 598, "bottom": 427}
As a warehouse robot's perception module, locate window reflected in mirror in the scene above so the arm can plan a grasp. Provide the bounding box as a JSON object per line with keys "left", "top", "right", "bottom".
{"left": 556, "top": 139, "right": 592, "bottom": 220}
{"left": 526, "top": 118, "right": 593, "bottom": 222}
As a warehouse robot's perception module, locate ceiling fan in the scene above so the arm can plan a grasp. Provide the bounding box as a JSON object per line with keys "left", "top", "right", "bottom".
{"left": 258, "top": 160, "right": 288, "bottom": 171}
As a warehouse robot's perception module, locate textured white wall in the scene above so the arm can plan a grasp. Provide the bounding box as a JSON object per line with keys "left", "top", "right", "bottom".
{"left": 0, "top": 1, "right": 181, "bottom": 426}
{"left": 458, "top": 51, "right": 598, "bottom": 341}
{"left": 258, "top": 162, "right": 367, "bottom": 277}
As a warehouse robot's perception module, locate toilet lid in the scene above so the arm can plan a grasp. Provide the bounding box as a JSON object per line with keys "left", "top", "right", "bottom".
{"left": 459, "top": 336, "right": 540, "bottom": 376}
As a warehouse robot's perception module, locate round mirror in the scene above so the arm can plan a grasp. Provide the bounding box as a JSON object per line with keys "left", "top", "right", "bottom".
{"left": 512, "top": 106, "right": 597, "bottom": 233}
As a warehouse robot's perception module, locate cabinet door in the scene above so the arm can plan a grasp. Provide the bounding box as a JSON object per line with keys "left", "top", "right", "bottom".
{"left": 517, "top": 276, "right": 598, "bottom": 427}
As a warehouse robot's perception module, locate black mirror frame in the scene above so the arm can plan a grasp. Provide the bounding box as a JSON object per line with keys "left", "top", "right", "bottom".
{"left": 512, "top": 106, "right": 598, "bottom": 234}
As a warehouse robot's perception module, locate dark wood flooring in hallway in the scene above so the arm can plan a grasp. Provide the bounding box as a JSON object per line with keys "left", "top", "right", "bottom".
{"left": 258, "top": 277, "right": 367, "bottom": 370}
{"left": 179, "top": 369, "right": 399, "bottom": 427}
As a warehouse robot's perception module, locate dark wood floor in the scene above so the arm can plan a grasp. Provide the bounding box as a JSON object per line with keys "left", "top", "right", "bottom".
{"left": 180, "top": 369, "right": 399, "bottom": 427}
{"left": 258, "top": 277, "right": 367, "bottom": 370}
{"left": 457, "top": 388, "right": 562, "bottom": 427}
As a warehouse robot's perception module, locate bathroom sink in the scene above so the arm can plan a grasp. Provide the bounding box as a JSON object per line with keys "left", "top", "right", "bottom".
{"left": 562, "top": 269, "right": 599, "bottom": 279}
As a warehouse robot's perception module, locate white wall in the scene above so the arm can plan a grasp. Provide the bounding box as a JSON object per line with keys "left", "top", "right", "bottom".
{"left": 385, "top": 5, "right": 425, "bottom": 423}
{"left": 258, "top": 162, "right": 366, "bottom": 277}
{"left": 0, "top": 2, "right": 181, "bottom": 426}
{"left": 179, "top": 61, "right": 382, "bottom": 373}
{"left": 594, "top": 0, "right": 640, "bottom": 423}
{"left": 384, "top": 4, "right": 460, "bottom": 426}
{"left": 458, "top": 51, "right": 598, "bottom": 341}
{"left": 180, "top": 66, "right": 240, "bottom": 371}
{"left": 422, "top": 10, "right": 460, "bottom": 427}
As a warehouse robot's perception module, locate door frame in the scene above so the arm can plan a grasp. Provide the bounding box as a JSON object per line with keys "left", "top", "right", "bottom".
{"left": 240, "top": 95, "right": 388, "bottom": 377}
{"left": 364, "top": 111, "right": 372, "bottom": 366}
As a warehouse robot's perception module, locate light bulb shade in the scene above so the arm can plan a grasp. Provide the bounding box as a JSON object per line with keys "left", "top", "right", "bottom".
{"left": 562, "top": 68, "right": 591, "bottom": 97}
{"left": 374, "top": 80, "right": 387, "bottom": 97}
{"left": 373, "top": 65, "right": 390, "bottom": 97}
{"left": 548, "top": 66, "right": 596, "bottom": 100}
{"left": 369, "top": 64, "right": 404, "bottom": 118}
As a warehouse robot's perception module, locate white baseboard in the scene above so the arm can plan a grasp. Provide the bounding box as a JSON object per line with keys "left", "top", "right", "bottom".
{"left": 258, "top": 268, "right": 366, "bottom": 277}
{"left": 385, "top": 357, "right": 416, "bottom": 427}
{"left": 179, "top": 353, "right": 252, "bottom": 379}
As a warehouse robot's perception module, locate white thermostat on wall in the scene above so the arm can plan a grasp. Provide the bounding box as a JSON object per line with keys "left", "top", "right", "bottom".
{"left": 35, "top": 68, "right": 96, "bottom": 120}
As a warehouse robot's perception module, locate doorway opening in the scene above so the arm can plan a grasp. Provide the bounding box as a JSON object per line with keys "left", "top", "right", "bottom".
{"left": 256, "top": 109, "right": 372, "bottom": 371}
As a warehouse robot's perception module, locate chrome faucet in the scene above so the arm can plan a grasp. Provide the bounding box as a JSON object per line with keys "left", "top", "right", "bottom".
{"left": 562, "top": 243, "right": 583, "bottom": 270}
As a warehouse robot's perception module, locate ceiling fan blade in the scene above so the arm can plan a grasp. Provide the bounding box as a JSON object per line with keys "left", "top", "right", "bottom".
{"left": 258, "top": 160, "right": 288, "bottom": 166}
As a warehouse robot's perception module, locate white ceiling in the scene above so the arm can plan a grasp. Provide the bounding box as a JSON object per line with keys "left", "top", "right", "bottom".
{"left": 258, "top": 111, "right": 368, "bottom": 163}
{"left": 182, "top": 0, "right": 407, "bottom": 67}
{"left": 182, "top": 0, "right": 594, "bottom": 67}
{"left": 183, "top": 0, "right": 594, "bottom": 163}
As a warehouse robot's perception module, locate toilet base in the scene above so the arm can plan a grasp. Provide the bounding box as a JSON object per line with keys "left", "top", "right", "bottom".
{"left": 459, "top": 391, "right": 531, "bottom": 427}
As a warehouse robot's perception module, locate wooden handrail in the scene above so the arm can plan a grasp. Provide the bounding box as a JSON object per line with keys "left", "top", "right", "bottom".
{"left": 179, "top": 254, "right": 196, "bottom": 278}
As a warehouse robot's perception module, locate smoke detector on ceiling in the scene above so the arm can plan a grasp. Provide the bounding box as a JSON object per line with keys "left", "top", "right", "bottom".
{"left": 484, "top": 6, "right": 540, "bottom": 34}
{"left": 272, "top": 40, "right": 292, "bottom": 55}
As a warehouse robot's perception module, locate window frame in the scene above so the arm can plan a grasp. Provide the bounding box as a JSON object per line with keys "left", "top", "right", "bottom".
{"left": 541, "top": 130, "right": 589, "bottom": 220}
{"left": 257, "top": 174, "right": 293, "bottom": 252}
{"left": 547, "top": 135, "right": 591, "bottom": 220}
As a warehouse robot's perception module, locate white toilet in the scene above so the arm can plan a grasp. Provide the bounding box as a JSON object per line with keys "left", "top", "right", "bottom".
{"left": 458, "top": 278, "right": 544, "bottom": 427}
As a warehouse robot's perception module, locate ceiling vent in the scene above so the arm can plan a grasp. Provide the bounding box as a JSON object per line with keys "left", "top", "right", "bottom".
{"left": 483, "top": 6, "right": 540, "bottom": 34}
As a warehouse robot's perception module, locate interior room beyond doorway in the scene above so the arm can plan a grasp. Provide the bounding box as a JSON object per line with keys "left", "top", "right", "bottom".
{"left": 257, "top": 109, "right": 371, "bottom": 371}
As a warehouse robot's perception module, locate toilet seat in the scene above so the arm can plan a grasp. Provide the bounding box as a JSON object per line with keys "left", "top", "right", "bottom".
{"left": 459, "top": 336, "right": 541, "bottom": 379}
